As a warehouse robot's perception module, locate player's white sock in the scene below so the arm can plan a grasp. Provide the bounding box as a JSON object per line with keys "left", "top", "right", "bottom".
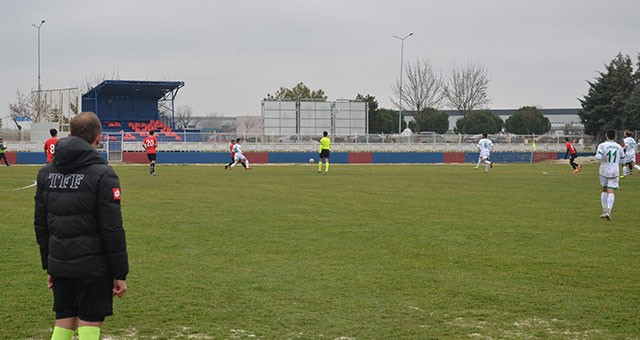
{"left": 476, "top": 158, "right": 481, "bottom": 167}
{"left": 245, "top": 160, "right": 250, "bottom": 168}
{"left": 607, "top": 193, "right": 615, "bottom": 212}
{"left": 623, "top": 167, "right": 628, "bottom": 176}
{"left": 634, "top": 164, "right": 640, "bottom": 171}
{"left": 601, "top": 192, "right": 608, "bottom": 212}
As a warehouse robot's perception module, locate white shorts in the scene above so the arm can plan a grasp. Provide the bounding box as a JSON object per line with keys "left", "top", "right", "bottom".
{"left": 599, "top": 175, "right": 619, "bottom": 190}
{"left": 622, "top": 153, "right": 636, "bottom": 164}
{"left": 234, "top": 154, "right": 246, "bottom": 161}
{"left": 480, "top": 152, "right": 490, "bottom": 161}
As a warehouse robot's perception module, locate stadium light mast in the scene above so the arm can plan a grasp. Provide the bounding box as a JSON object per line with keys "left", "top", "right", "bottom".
{"left": 393, "top": 32, "right": 413, "bottom": 135}
{"left": 32, "top": 20, "right": 46, "bottom": 115}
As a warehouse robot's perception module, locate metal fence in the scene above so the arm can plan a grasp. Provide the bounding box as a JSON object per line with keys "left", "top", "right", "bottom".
{"left": 0, "top": 130, "right": 620, "bottom": 153}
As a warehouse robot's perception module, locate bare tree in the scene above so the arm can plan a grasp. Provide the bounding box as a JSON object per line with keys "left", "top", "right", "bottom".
{"left": 444, "top": 60, "right": 491, "bottom": 117}
{"left": 175, "top": 105, "right": 195, "bottom": 130}
{"left": 9, "top": 89, "right": 53, "bottom": 123}
{"left": 391, "top": 58, "right": 445, "bottom": 132}
{"left": 236, "top": 116, "right": 262, "bottom": 134}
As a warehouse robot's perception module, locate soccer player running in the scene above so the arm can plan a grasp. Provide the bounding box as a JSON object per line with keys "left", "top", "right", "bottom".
{"left": 142, "top": 130, "right": 158, "bottom": 175}
{"left": 318, "top": 131, "right": 331, "bottom": 173}
{"left": 475, "top": 133, "right": 494, "bottom": 173}
{"left": 621, "top": 130, "right": 640, "bottom": 178}
{"left": 34, "top": 112, "right": 128, "bottom": 340}
{"left": 595, "top": 129, "right": 625, "bottom": 221}
{"left": 229, "top": 138, "right": 251, "bottom": 170}
{"left": 44, "top": 128, "right": 59, "bottom": 163}
{"left": 564, "top": 137, "right": 582, "bottom": 173}
{"left": 225, "top": 139, "right": 246, "bottom": 170}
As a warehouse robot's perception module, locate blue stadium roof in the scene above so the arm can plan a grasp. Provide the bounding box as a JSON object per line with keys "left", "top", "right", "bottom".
{"left": 83, "top": 80, "right": 184, "bottom": 99}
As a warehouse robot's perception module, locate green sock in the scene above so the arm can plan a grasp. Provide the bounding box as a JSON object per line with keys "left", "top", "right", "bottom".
{"left": 77, "top": 326, "right": 100, "bottom": 340}
{"left": 318, "top": 161, "right": 322, "bottom": 171}
{"left": 325, "top": 161, "right": 330, "bottom": 172}
{"left": 51, "top": 326, "right": 74, "bottom": 340}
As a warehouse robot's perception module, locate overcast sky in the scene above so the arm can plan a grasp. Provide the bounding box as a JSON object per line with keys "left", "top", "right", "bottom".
{"left": 1, "top": 0, "right": 639, "bottom": 120}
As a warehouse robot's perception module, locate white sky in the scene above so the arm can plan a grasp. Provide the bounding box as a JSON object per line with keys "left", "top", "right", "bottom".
{"left": 1, "top": 0, "right": 639, "bottom": 119}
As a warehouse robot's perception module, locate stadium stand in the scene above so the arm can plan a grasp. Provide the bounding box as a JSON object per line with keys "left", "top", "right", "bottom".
{"left": 82, "top": 80, "right": 184, "bottom": 142}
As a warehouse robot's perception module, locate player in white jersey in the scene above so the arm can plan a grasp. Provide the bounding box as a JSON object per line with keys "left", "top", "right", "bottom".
{"left": 595, "top": 129, "right": 626, "bottom": 220}
{"left": 474, "top": 133, "right": 494, "bottom": 173}
{"left": 621, "top": 130, "right": 640, "bottom": 178}
{"left": 229, "top": 138, "right": 251, "bottom": 170}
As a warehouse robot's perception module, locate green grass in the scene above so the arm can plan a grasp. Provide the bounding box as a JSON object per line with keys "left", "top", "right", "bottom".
{"left": 1, "top": 163, "right": 639, "bottom": 339}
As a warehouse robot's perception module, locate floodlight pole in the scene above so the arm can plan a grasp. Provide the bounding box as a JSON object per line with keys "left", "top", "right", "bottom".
{"left": 393, "top": 32, "right": 413, "bottom": 135}
{"left": 32, "top": 20, "right": 46, "bottom": 115}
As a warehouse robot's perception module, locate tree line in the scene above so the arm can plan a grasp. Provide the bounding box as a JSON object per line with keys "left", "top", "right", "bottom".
{"left": 8, "top": 53, "right": 638, "bottom": 136}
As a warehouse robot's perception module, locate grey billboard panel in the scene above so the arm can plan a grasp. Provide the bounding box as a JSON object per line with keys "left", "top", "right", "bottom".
{"left": 262, "top": 110, "right": 280, "bottom": 119}
{"left": 315, "top": 110, "right": 331, "bottom": 119}
{"left": 281, "top": 111, "right": 297, "bottom": 119}
{"left": 351, "top": 119, "right": 366, "bottom": 128}
{"left": 299, "top": 119, "right": 316, "bottom": 128}
{"left": 280, "top": 101, "right": 297, "bottom": 110}
{"left": 280, "top": 119, "right": 297, "bottom": 128}
{"left": 300, "top": 127, "right": 318, "bottom": 135}
{"left": 299, "top": 110, "right": 315, "bottom": 119}
{"left": 300, "top": 102, "right": 316, "bottom": 110}
{"left": 263, "top": 120, "right": 282, "bottom": 128}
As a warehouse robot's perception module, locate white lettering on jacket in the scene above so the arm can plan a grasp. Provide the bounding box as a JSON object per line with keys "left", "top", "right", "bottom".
{"left": 48, "top": 173, "right": 85, "bottom": 189}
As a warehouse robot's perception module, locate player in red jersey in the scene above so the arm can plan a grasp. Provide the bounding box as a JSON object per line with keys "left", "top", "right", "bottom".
{"left": 44, "top": 129, "right": 59, "bottom": 163}
{"left": 142, "top": 130, "right": 158, "bottom": 175}
{"left": 564, "top": 137, "right": 581, "bottom": 173}
{"left": 224, "top": 139, "right": 236, "bottom": 169}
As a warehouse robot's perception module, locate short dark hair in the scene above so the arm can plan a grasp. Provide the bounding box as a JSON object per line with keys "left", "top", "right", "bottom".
{"left": 482, "top": 133, "right": 488, "bottom": 138}
{"left": 323, "top": 131, "right": 328, "bottom": 137}
{"left": 606, "top": 129, "right": 616, "bottom": 140}
{"left": 149, "top": 130, "right": 155, "bottom": 136}
{"left": 564, "top": 137, "right": 570, "bottom": 142}
{"left": 50, "top": 128, "right": 58, "bottom": 137}
{"left": 236, "top": 138, "right": 243, "bottom": 142}
{"left": 624, "top": 130, "right": 632, "bottom": 137}
{"left": 70, "top": 112, "right": 102, "bottom": 144}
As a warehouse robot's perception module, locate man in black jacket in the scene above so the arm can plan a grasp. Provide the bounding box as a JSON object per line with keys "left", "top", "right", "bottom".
{"left": 34, "top": 112, "right": 128, "bottom": 340}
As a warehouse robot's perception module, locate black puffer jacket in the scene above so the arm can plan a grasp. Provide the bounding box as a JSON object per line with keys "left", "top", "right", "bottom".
{"left": 34, "top": 136, "right": 128, "bottom": 280}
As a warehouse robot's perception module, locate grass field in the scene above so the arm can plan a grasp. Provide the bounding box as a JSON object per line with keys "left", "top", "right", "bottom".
{"left": 1, "top": 163, "right": 639, "bottom": 339}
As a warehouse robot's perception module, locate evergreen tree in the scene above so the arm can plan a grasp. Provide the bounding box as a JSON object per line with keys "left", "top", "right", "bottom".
{"left": 624, "top": 84, "right": 640, "bottom": 130}
{"left": 410, "top": 108, "right": 449, "bottom": 134}
{"left": 454, "top": 110, "right": 502, "bottom": 134}
{"left": 505, "top": 106, "right": 551, "bottom": 134}
{"left": 578, "top": 53, "right": 635, "bottom": 135}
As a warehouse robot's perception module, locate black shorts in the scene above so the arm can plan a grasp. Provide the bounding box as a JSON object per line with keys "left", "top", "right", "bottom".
{"left": 52, "top": 276, "right": 114, "bottom": 322}
{"left": 319, "top": 149, "right": 330, "bottom": 159}
{"left": 147, "top": 153, "right": 157, "bottom": 162}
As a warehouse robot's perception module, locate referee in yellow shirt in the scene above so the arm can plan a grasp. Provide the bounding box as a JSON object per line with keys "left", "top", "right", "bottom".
{"left": 318, "top": 131, "right": 331, "bottom": 173}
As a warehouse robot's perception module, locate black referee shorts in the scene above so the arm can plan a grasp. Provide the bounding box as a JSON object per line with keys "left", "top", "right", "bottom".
{"left": 319, "top": 149, "right": 330, "bottom": 159}
{"left": 147, "top": 153, "right": 157, "bottom": 162}
{"left": 52, "top": 276, "right": 114, "bottom": 322}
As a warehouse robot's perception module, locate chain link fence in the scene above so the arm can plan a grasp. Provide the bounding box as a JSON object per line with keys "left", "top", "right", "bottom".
{"left": 1, "top": 130, "right": 630, "bottom": 153}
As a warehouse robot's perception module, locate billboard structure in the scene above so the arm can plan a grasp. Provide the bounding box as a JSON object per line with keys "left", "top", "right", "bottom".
{"left": 262, "top": 100, "right": 367, "bottom": 136}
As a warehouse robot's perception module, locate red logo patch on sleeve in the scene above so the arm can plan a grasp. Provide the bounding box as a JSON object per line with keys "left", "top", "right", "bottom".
{"left": 112, "top": 188, "right": 121, "bottom": 200}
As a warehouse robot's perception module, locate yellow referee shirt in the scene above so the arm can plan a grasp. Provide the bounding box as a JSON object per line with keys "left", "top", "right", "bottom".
{"left": 319, "top": 136, "right": 331, "bottom": 152}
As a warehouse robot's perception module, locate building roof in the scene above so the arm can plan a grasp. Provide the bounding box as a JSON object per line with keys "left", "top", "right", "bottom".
{"left": 82, "top": 80, "right": 185, "bottom": 100}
